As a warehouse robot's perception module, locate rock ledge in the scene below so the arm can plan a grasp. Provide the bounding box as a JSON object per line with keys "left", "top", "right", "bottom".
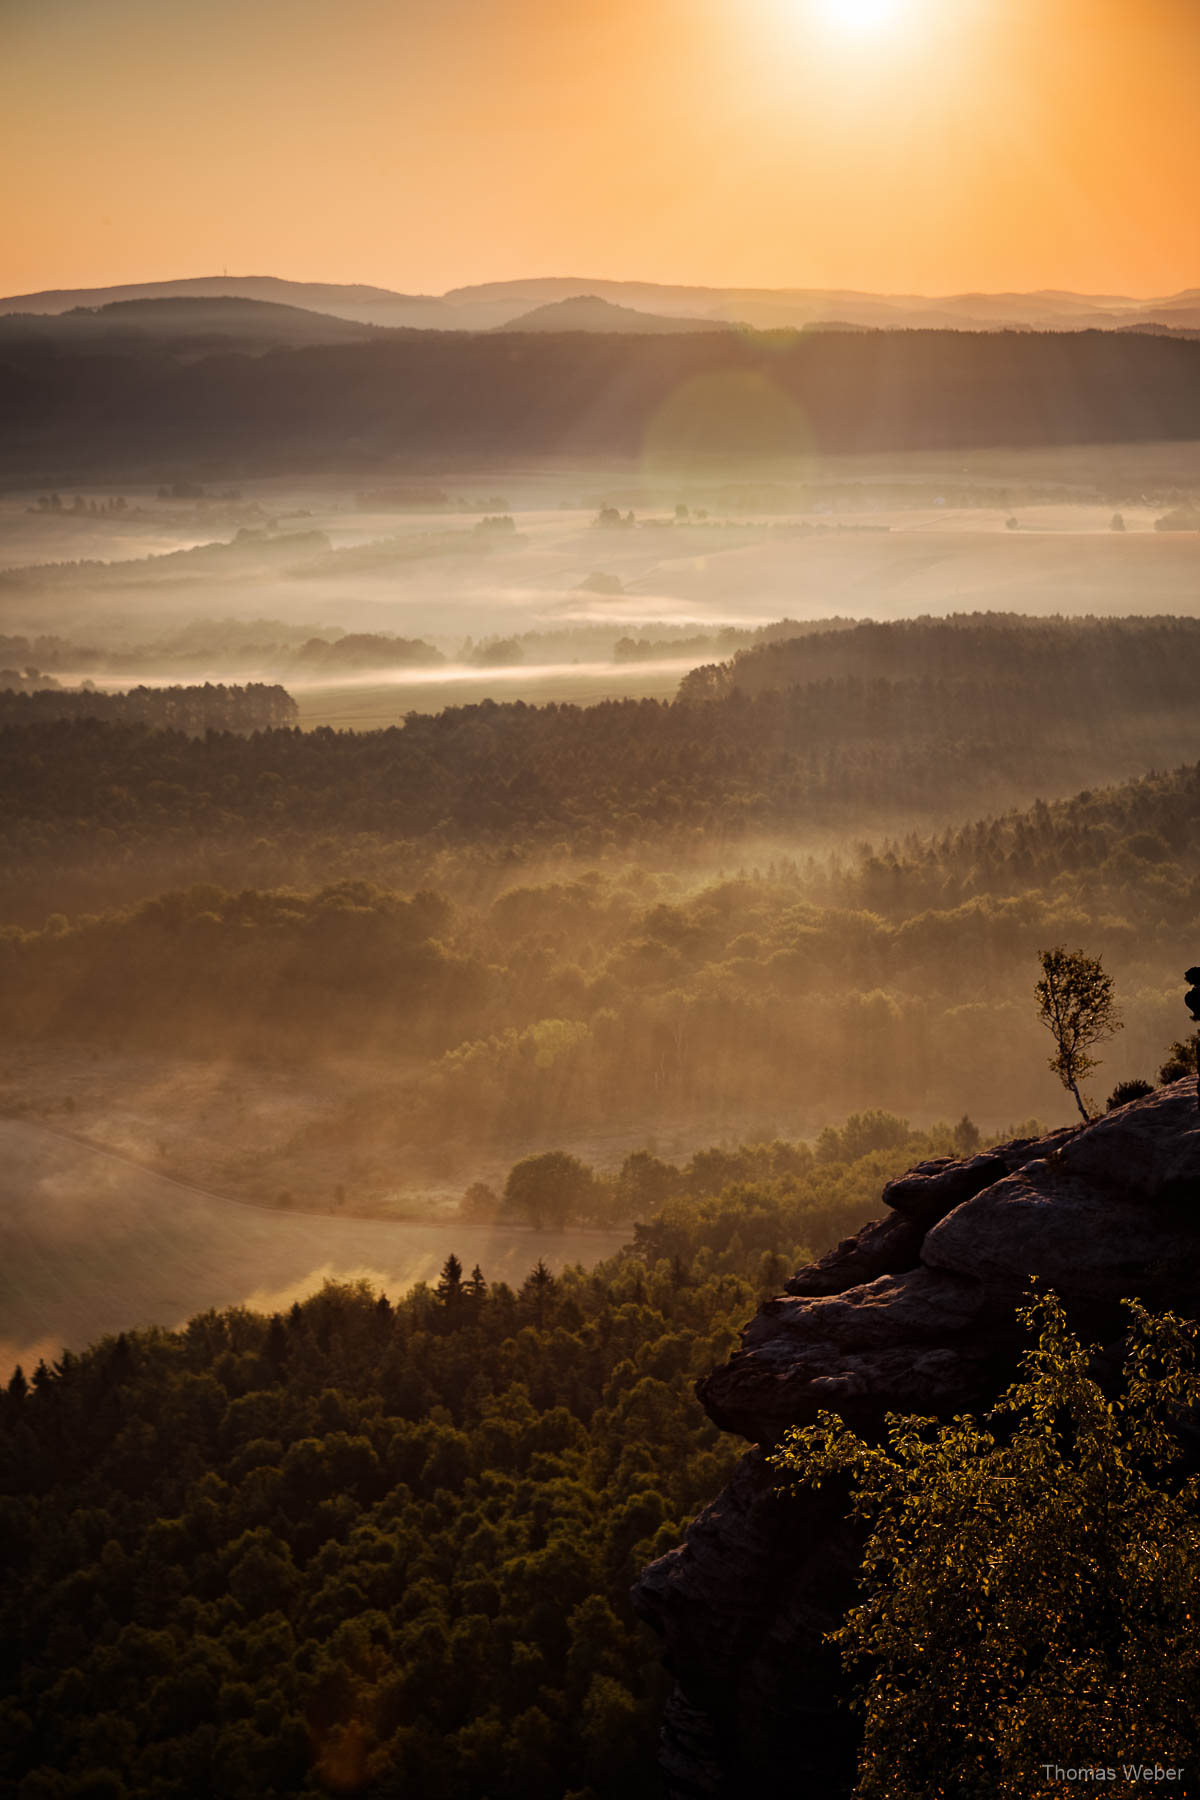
{"left": 633, "top": 1082, "right": 1200, "bottom": 1797}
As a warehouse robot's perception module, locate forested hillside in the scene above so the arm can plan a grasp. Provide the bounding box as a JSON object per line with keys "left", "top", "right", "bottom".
{"left": 4, "top": 751, "right": 1197, "bottom": 1167}
{"left": 6, "top": 614, "right": 1200, "bottom": 926}
{"left": 677, "top": 613, "right": 1200, "bottom": 700}
{"left": 8, "top": 326, "right": 1200, "bottom": 476}
{"left": 0, "top": 1121, "right": 950, "bottom": 1800}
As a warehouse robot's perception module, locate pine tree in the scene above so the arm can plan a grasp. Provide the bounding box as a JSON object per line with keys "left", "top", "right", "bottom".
{"left": 435, "top": 1253, "right": 465, "bottom": 1320}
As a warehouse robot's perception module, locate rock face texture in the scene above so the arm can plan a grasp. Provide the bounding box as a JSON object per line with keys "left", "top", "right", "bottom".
{"left": 632, "top": 1082, "right": 1200, "bottom": 1797}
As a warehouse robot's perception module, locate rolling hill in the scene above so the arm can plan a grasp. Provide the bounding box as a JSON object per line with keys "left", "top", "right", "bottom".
{"left": 6, "top": 273, "right": 1200, "bottom": 333}
{"left": 0, "top": 296, "right": 384, "bottom": 354}
{"left": 493, "top": 294, "right": 729, "bottom": 334}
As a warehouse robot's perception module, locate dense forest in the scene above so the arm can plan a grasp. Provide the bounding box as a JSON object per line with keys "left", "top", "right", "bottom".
{"left": 677, "top": 612, "right": 1200, "bottom": 700}
{"left": 0, "top": 684, "right": 296, "bottom": 734}
{"left": 4, "top": 616, "right": 1200, "bottom": 1162}
{"left": 0, "top": 1120, "right": 948, "bottom": 1800}
{"left": 4, "top": 749, "right": 1198, "bottom": 1163}
{"left": 8, "top": 326, "right": 1200, "bottom": 477}
{"left": 7, "top": 615, "right": 1200, "bottom": 925}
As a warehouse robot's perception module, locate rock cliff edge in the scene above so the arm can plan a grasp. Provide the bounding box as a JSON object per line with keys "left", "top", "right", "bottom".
{"left": 632, "top": 1080, "right": 1200, "bottom": 1797}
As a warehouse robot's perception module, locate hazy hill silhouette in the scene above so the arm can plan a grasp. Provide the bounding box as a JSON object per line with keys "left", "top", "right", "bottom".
{"left": 451, "top": 277, "right": 1175, "bottom": 331}
{"left": 431, "top": 277, "right": 1200, "bottom": 332}
{"left": 493, "top": 294, "right": 728, "bottom": 334}
{"left": 0, "top": 296, "right": 381, "bottom": 354}
{"left": 0, "top": 275, "right": 455, "bottom": 329}
{"left": 7, "top": 273, "right": 1200, "bottom": 333}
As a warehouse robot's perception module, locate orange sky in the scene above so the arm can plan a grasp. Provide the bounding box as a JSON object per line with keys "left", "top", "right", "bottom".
{"left": 3, "top": 0, "right": 1199, "bottom": 298}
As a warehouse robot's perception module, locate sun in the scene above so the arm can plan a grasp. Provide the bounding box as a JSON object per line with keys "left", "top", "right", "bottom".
{"left": 817, "top": 0, "right": 907, "bottom": 33}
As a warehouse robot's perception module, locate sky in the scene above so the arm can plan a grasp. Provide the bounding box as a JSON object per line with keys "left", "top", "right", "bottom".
{"left": 2, "top": 0, "right": 1199, "bottom": 299}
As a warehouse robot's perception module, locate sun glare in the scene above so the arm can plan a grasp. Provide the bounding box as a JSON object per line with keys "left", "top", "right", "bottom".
{"left": 818, "top": 0, "right": 906, "bottom": 33}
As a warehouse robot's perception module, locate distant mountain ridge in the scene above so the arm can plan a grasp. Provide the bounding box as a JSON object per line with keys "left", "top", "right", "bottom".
{"left": 0, "top": 276, "right": 457, "bottom": 331}
{"left": 492, "top": 294, "right": 728, "bottom": 335}
{"left": 0, "top": 295, "right": 382, "bottom": 351}
{"left": 5, "top": 273, "right": 1200, "bottom": 334}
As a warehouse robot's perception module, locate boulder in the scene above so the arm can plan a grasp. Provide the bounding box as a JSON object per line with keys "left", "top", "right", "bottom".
{"left": 785, "top": 1211, "right": 924, "bottom": 1295}
{"left": 922, "top": 1162, "right": 1200, "bottom": 1300}
{"left": 881, "top": 1151, "right": 1009, "bottom": 1227}
{"left": 1057, "top": 1081, "right": 1200, "bottom": 1205}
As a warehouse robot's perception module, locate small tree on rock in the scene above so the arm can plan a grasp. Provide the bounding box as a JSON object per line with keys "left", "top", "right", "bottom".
{"left": 1035, "top": 945, "right": 1122, "bottom": 1122}
{"left": 1106, "top": 1077, "right": 1154, "bottom": 1111}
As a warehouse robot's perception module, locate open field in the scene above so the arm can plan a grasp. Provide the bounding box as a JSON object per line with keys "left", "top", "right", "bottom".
{"left": 3, "top": 444, "right": 1200, "bottom": 725}
{"left": 0, "top": 1116, "right": 628, "bottom": 1380}
{"left": 0, "top": 1042, "right": 807, "bottom": 1219}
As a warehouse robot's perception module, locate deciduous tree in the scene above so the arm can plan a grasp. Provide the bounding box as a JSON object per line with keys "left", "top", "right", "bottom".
{"left": 1035, "top": 945, "right": 1121, "bottom": 1121}
{"left": 770, "top": 1291, "right": 1200, "bottom": 1799}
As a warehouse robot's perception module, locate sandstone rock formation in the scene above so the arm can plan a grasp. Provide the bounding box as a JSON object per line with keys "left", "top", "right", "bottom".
{"left": 632, "top": 1081, "right": 1200, "bottom": 1797}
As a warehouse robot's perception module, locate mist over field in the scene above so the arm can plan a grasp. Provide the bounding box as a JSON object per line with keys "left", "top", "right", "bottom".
{"left": 3, "top": 393, "right": 1200, "bottom": 1375}
{"left": 0, "top": 1118, "right": 629, "bottom": 1382}
{"left": 5, "top": 435, "right": 1200, "bottom": 723}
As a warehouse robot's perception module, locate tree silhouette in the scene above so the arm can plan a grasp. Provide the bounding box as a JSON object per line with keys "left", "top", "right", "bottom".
{"left": 1035, "top": 945, "right": 1122, "bottom": 1121}
{"left": 435, "top": 1253, "right": 465, "bottom": 1319}
{"left": 504, "top": 1152, "right": 592, "bottom": 1229}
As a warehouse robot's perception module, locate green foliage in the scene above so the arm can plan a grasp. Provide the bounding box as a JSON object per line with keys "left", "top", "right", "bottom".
{"left": 769, "top": 1291, "right": 1200, "bottom": 1799}
{"left": 815, "top": 1112, "right": 910, "bottom": 1165}
{"left": 1035, "top": 945, "right": 1122, "bottom": 1120}
{"left": 0, "top": 1208, "right": 814, "bottom": 1800}
{"left": 504, "top": 1152, "right": 595, "bottom": 1229}
{"left": 952, "top": 1113, "right": 981, "bottom": 1153}
{"left": 10, "top": 615, "right": 1200, "bottom": 911}
{"left": 629, "top": 1120, "right": 963, "bottom": 1276}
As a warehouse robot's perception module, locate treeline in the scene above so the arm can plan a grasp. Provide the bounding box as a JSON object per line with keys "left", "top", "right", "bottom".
{"left": 841, "top": 756, "right": 1200, "bottom": 915}
{"left": 0, "top": 528, "right": 331, "bottom": 592}
{"left": 476, "top": 1112, "right": 978, "bottom": 1233}
{"left": 8, "top": 326, "right": 1200, "bottom": 474}
{"left": 678, "top": 613, "right": 1200, "bottom": 702}
{"left": 8, "top": 613, "right": 1200, "bottom": 912}
{"left": 0, "top": 618, "right": 817, "bottom": 688}
{"left": 0, "top": 621, "right": 424, "bottom": 684}
{"left": 0, "top": 683, "right": 297, "bottom": 734}
{"left": 0, "top": 1198, "right": 824, "bottom": 1800}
